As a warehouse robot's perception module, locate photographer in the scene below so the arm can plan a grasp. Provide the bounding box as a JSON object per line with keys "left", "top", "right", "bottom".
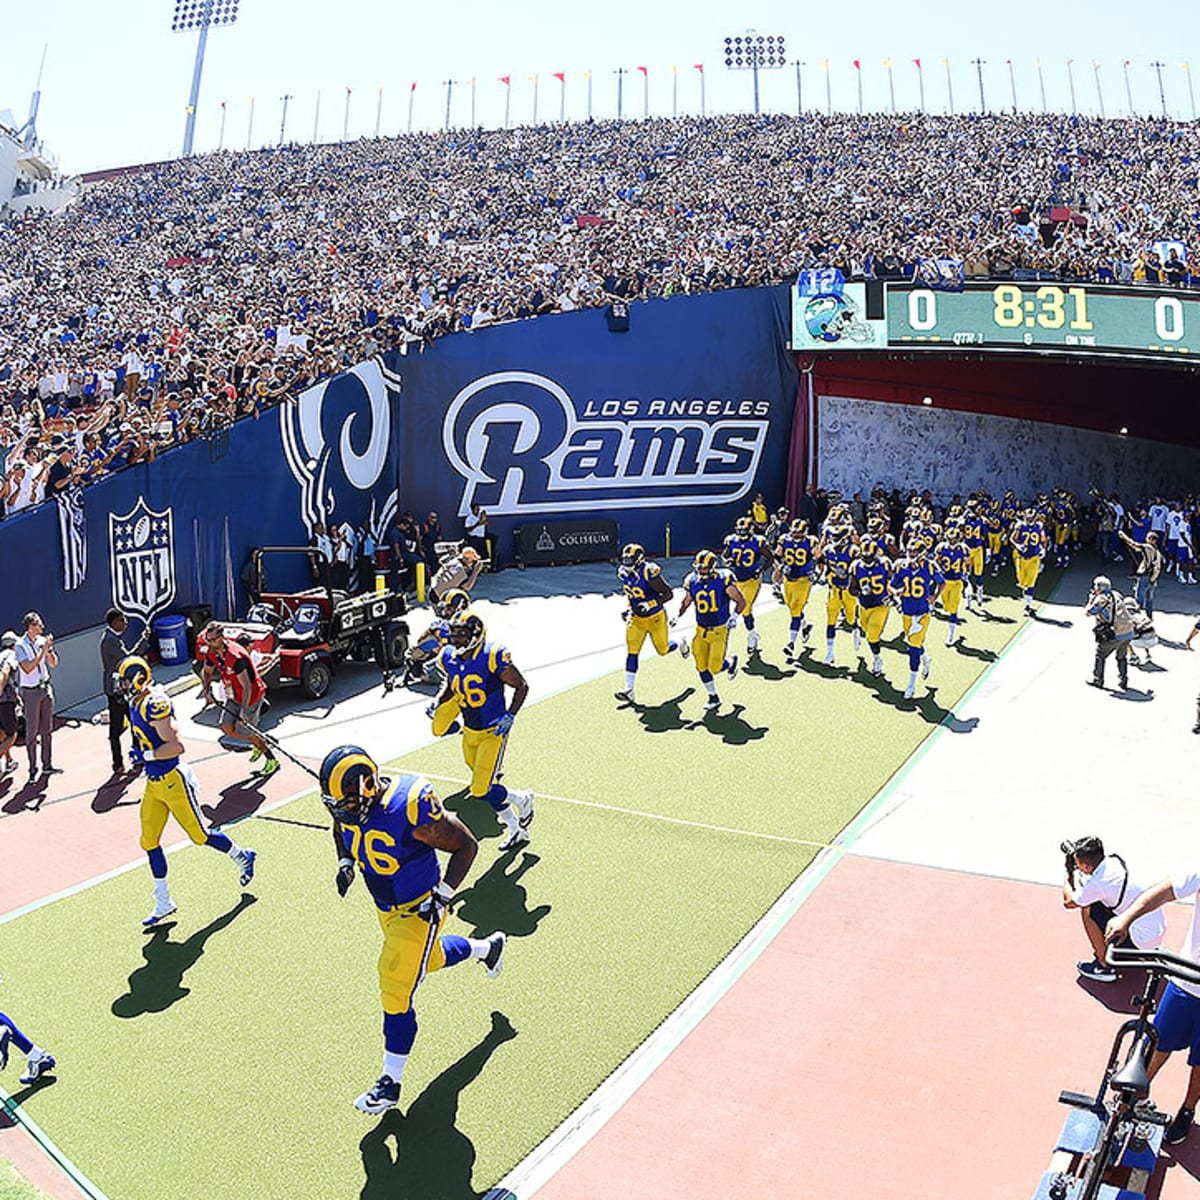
{"left": 1118, "top": 528, "right": 1162, "bottom": 617}
{"left": 1084, "top": 575, "right": 1132, "bottom": 692}
{"left": 1062, "top": 835, "right": 1165, "bottom": 983}
{"left": 429, "top": 545, "right": 484, "bottom": 606}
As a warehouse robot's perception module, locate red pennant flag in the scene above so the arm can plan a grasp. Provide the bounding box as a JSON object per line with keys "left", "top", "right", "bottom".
{"left": 345, "top": 86, "right": 352, "bottom": 95}
{"left": 500, "top": 75, "right": 511, "bottom": 85}
{"left": 913, "top": 58, "right": 921, "bottom": 68}
{"left": 853, "top": 59, "right": 861, "bottom": 70}
{"left": 553, "top": 72, "right": 565, "bottom": 82}
{"left": 1123, "top": 59, "right": 1131, "bottom": 67}
{"left": 637, "top": 65, "right": 648, "bottom": 75}
{"left": 410, "top": 81, "right": 417, "bottom": 91}
{"left": 694, "top": 63, "right": 703, "bottom": 72}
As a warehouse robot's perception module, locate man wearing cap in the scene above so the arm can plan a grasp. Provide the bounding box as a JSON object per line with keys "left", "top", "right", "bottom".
{"left": 13, "top": 613, "right": 58, "bottom": 780}
{"left": 100, "top": 609, "right": 149, "bottom": 775}
{"left": 0, "top": 631, "right": 20, "bottom": 774}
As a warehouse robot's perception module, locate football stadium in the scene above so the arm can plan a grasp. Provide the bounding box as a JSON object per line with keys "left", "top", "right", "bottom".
{"left": 3, "top": 4, "right": 1200, "bottom": 1198}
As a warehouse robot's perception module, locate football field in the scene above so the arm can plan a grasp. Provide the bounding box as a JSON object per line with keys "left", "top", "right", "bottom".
{"left": 0, "top": 578, "right": 1053, "bottom": 1200}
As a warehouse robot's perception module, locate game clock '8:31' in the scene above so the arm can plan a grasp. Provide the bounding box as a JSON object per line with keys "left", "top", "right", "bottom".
{"left": 991, "top": 285, "right": 1093, "bottom": 330}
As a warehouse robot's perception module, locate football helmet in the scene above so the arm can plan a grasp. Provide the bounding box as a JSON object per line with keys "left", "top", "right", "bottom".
{"left": 620, "top": 543, "right": 646, "bottom": 570}
{"left": 437, "top": 588, "right": 471, "bottom": 619}
{"left": 859, "top": 538, "right": 879, "bottom": 561}
{"left": 789, "top": 518, "right": 809, "bottom": 537}
{"left": 694, "top": 549, "right": 719, "bottom": 579}
{"left": 448, "top": 611, "right": 486, "bottom": 657}
{"left": 945, "top": 523, "right": 962, "bottom": 541}
{"left": 319, "top": 745, "right": 382, "bottom": 824}
{"left": 734, "top": 516, "right": 753, "bottom": 537}
{"left": 115, "top": 654, "right": 153, "bottom": 699}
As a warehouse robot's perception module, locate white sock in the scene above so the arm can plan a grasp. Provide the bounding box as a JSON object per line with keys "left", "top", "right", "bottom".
{"left": 224, "top": 841, "right": 244, "bottom": 859}
{"left": 703, "top": 677, "right": 717, "bottom": 697}
{"left": 153, "top": 879, "right": 172, "bottom": 903}
{"left": 872, "top": 654, "right": 883, "bottom": 672}
{"left": 466, "top": 937, "right": 492, "bottom": 960}
{"left": 498, "top": 804, "right": 520, "bottom": 833}
{"left": 907, "top": 670, "right": 918, "bottom": 690}
{"left": 825, "top": 638, "right": 834, "bottom": 654}
{"left": 625, "top": 671, "right": 636, "bottom": 693}
{"left": 787, "top": 632, "right": 798, "bottom": 646}
{"left": 383, "top": 1051, "right": 408, "bottom": 1083}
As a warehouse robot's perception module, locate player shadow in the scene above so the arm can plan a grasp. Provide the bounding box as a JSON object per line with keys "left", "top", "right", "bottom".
{"left": 685, "top": 703, "right": 768, "bottom": 745}
{"left": 628, "top": 689, "right": 694, "bottom": 735}
{"left": 741, "top": 655, "right": 797, "bottom": 682}
{"left": 854, "top": 668, "right": 979, "bottom": 732}
{"left": 359, "top": 1011, "right": 518, "bottom": 1200}
{"left": 1, "top": 774, "right": 47, "bottom": 816}
{"left": 790, "top": 650, "right": 854, "bottom": 682}
{"left": 444, "top": 788, "right": 508, "bottom": 845}
{"left": 201, "top": 778, "right": 271, "bottom": 828}
{"left": 91, "top": 769, "right": 142, "bottom": 814}
{"left": 1029, "top": 611, "right": 1073, "bottom": 628}
{"left": 953, "top": 642, "right": 998, "bottom": 663}
{"left": 1109, "top": 687, "right": 1155, "bottom": 703}
{"left": 453, "top": 851, "right": 551, "bottom": 939}
{"left": 0, "top": 1073, "right": 58, "bottom": 1117}
{"left": 111, "top": 893, "right": 258, "bottom": 1018}
{"left": 973, "top": 609, "right": 1018, "bottom": 625}
{"left": 1130, "top": 658, "right": 1168, "bottom": 674}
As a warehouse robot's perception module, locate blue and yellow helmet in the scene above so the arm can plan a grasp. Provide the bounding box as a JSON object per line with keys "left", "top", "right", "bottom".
{"left": 320, "top": 745, "right": 382, "bottom": 824}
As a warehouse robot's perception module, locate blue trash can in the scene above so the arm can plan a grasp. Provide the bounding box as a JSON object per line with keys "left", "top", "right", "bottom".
{"left": 153, "top": 614, "right": 188, "bottom": 665}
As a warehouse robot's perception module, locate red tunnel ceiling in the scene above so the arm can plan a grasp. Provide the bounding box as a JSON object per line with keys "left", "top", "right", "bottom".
{"left": 806, "top": 353, "right": 1200, "bottom": 449}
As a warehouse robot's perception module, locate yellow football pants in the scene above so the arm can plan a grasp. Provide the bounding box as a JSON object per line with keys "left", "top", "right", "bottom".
{"left": 139, "top": 763, "right": 208, "bottom": 851}
{"left": 691, "top": 625, "right": 730, "bottom": 674}
{"left": 627, "top": 610, "right": 671, "bottom": 655}
{"left": 376, "top": 898, "right": 448, "bottom": 1015}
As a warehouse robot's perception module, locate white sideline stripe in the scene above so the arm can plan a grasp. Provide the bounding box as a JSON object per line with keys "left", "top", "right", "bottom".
{"left": 481, "top": 842, "right": 847, "bottom": 1200}
{"left": 0, "top": 1089, "right": 110, "bottom": 1200}
{"left": 418, "top": 772, "right": 830, "bottom": 850}
{"left": 0, "top": 780, "right": 316, "bottom": 927}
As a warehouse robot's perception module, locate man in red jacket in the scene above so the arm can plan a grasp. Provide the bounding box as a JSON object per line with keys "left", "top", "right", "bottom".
{"left": 199, "top": 621, "right": 279, "bottom": 778}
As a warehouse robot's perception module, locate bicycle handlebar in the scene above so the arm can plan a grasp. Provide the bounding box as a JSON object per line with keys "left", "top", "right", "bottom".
{"left": 1109, "top": 946, "right": 1200, "bottom": 987}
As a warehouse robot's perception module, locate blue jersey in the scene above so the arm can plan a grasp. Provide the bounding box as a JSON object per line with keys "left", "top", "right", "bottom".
{"left": 775, "top": 533, "right": 815, "bottom": 580}
{"left": 936, "top": 542, "right": 969, "bottom": 581}
{"left": 963, "top": 515, "right": 985, "bottom": 548}
{"left": 1012, "top": 521, "right": 1044, "bottom": 558}
{"left": 685, "top": 568, "right": 735, "bottom": 628}
{"left": 722, "top": 534, "right": 766, "bottom": 584}
{"left": 338, "top": 772, "right": 442, "bottom": 910}
{"left": 129, "top": 687, "right": 180, "bottom": 781}
{"left": 892, "top": 558, "right": 944, "bottom": 616}
{"left": 823, "top": 543, "right": 857, "bottom": 589}
{"left": 416, "top": 618, "right": 451, "bottom": 656}
{"left": 439, "top": 640, "right": 513, "bottom": 730}
{"left": 851, "top": 557, "right": 891, "bottom": 608}
{"left": 619, "top": 561, "right": 667, "bottom": 617}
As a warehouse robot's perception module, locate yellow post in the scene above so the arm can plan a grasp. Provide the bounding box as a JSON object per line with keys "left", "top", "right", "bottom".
{"left": 375, "top": 570, "right": 386, "bottom": 594}
{"left": 416, "top": 561, "right": 426, "bottom": 604}
{"left": 664, "top": 523, "right": 671, "bottom": 560}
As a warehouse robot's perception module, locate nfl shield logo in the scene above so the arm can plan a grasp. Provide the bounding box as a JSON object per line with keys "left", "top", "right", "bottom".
{"left": 109, "top": 498, "right": 177, "bottom": 620}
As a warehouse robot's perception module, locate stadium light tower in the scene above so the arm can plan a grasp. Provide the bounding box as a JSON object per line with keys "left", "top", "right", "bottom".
{"left": 724, "top": 31, "right": 787, "bottom": 114}
{"left": 173, "top": 0, "right": 240, "bottom": 157}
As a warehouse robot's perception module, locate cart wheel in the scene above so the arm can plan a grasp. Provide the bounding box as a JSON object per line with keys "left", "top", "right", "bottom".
{"left": 300, "top": 656, "right": 333, "bottom": 699}
{"left": 383, "top": 621, "right": 409, "bottom": 668}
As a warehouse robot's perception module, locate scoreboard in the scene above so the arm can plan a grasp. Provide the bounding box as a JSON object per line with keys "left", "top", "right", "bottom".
{"left": 791, "top": 279, "right": 1200, "bottom": 360}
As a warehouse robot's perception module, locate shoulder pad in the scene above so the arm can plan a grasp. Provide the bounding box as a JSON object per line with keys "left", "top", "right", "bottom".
{"left": 145, "top": 686, "right": 173, "bottom": 722}
{"left": 644, "top": 562, "right": 661, "bottom": 578}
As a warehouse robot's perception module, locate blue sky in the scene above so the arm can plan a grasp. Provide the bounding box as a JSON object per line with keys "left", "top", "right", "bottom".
{"left": 1, "top": 0, "right": 1198, "bottom": 173}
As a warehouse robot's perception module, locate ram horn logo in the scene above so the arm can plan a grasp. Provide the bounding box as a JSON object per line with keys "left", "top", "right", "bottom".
{"left": 109, "top": 498, "right": 176, "bottom": 621}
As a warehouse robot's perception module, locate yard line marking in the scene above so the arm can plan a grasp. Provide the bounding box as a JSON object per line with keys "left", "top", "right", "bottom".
{"left": 0, "top": 1089, "right": 111, "bottom": 1200}
{"left": 418, "top": 772, "right": 831, "bottom": 850}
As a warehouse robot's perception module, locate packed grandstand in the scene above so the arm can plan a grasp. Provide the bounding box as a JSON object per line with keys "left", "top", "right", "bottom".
{"left": 1, "top": 110, "right": 1199, "bottom": 512}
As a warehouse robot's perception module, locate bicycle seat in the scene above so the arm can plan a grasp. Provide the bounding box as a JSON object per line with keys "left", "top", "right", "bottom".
{"left": 1110, "top": 1053, "right": 1151, "bottom": 1099}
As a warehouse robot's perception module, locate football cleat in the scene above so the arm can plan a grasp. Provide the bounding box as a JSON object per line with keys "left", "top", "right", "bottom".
{"left": 945, "top": 628, "right": 955, "bottom": 647}
{"left": 236, "top": 849, "right": 257, "bottom": 887}
{"left": 354, "top": 1074, "right": 400, "bottom": 1116}
{"left": 482, "top": 932, "right": 507, "bottom": 979}
{"left": 613, "top": 689, "right": 636, "bottom": 705}
{"left": 921, "top": 653, "right": 931, "bottom": 680}
{"left": 678, "top": 638, "right": 689, "bottom": 659}
{"left": 704, "top": 694, "right": 721, "bottom": 711}
{"left": 510, "top": 789, "right": 535, "bottom": 830}
{"left": 801, "top": 621, "right": 812, "bottom": 644}
{"left": 0, "top": 1026, "right": 10, "bottom": 1071}
{"left": 871, "top": 655, "right": 884, "bottom": 677}
{"left": 823, "top": 648, "right": 835, "bottom": 665}
{"left": 852, "top": 628, "right": 861, "bottom": 651}
{"left": 903, "top": 680, "right": 916, "bottom": 700}
{"left": 498, "top": 826, "right": 531, "bottom": 852}
{"left": 19, "top": 1049, "right": 55, "bottom": 1085}
{"left": 725, "top": 655, "right": 739, "bottom": 680}
{"left": 783, "top": 642, "right": 796, "bottom": 660}
{"left": 142, "top": 900, "right": 177, "bottom": 929}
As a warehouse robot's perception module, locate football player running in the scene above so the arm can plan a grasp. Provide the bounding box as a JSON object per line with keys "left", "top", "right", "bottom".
{"left": 935, "top": 523, "right": 970, "bottom": 646}
{"left": 850, "top": 537, "right": 892, "bottom": 677}
{"left": 774, "top": 518, "right": 817, "bottom": 659}
{"left": 433, "top": 613, "right": 535, "bottom": 851}
{"left": 615, "top": 543, "right": 684, "bottom": 706}
{"left": 321, "top": 746, "right": 506, "bottom": 1116}
{"left": 678, "top": 550, "right": 745, "bottom": 711}
{"left": 890, "top": 537, "right": 945, "bottom": 700}
{"left": 1010, "top": 506, "right": 1048, "bottom": 616}
{"left": 0, "top": 982, "right": 55, "bottom": 1085}
{"left": 818, "top": 521, "right": 860, "bottom": 666}
{"left": 722, "top": 516, "right": 770, "bottom": 657}
{"left": 117, "top": 655, "right": 257, "bottom": 928}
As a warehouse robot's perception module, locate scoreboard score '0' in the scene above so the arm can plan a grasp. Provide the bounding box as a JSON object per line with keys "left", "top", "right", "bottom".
{"left": 789, "top": 280, "right": 1200, "bottom": 360}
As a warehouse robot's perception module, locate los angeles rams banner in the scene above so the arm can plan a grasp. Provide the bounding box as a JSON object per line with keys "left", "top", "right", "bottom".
{"left": 0, "top": 288, "right": 796, "bottom": 637}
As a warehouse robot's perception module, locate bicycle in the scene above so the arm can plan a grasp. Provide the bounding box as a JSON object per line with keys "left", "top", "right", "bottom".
{"left": 1040, "top": 946, "right": 1200, "bottom": 1200}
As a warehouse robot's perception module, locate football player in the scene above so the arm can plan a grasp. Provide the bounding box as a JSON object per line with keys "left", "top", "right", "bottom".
{"left": 722, "top": 516, "right": 770, "bottom": 656}
{"left": 433, "top": 613, "right": 535, "bottom": 851}
{"left": 935, "top": 523, "right": 970, "bottom": 646}
{"left": 321, "top": 746, "right": 506, "bottom": 1116}
{"left": 615, "top": 543, "right": 683, "bottom": 706}
{"left": 678, "top": 550, "right": 745, "bottom": 711}
{"left": 403, "top": 588, "right": 471, "bottom": 688}
{"left": 774, "top": 518, "right": 817, "bottom": 658}
{"left": 985, "top": 500, "right": 1005, "bottom": 576}
{"left": 1010, "top": 507, "right": 1048, "bottom": 616}
{"left": 117, "top": 655, "right": 257, "bottom": 928}
{"left": 850, "top": 537, "right": 892, "bottom": 677}
{"left": 890, "top": 539, "right": 945, "bottom": 700}
{"left": 0, "top": 985, "right": 55, "bottom": 1085}
{"left": 818, "top": 524, "right": 859, "bottom": 665}
{"left": 962, "top": 498, "right": 987, "bottom": 610}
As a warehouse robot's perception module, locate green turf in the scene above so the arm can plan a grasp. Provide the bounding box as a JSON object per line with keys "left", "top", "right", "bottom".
{"left": 0, "top": 582, "right": 1045, "bottom": 1200}
{"left": 0, "top": 1160, "right": 54, "bottom": 1200}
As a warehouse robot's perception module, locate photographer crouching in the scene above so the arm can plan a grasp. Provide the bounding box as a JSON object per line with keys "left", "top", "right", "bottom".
{"left": 1062, "top": 835, "right": 1164, "bottom": 982}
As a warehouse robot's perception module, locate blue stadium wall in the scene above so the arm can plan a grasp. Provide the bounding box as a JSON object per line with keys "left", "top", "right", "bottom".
{"left": 3, "top": 286, "right": 799, "bottom": 637}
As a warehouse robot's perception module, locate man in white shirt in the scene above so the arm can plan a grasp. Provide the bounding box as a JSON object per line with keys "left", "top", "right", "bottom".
{"left": 1108, "top": 866, "right": 1200, "bottom": 1146}
{"left": 121, "top": 346, "right": 145, "bottom": 399}
{"left": 13, "top": 612, "right": 59, "bottom": 780}
{"left": 1063, "top": 835, "right": 1165, "bottom": 983}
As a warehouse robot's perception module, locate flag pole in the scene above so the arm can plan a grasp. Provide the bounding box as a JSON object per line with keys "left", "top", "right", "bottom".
{"left": 914, "top": 58, "right": 924, "bottom": 113}
{"left": 942, "top": 58, "right": 953, "bottom": 115}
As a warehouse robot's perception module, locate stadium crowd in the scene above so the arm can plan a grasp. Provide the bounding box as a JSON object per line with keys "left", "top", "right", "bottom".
{"left": 2, "top": 110, "right": 1199, "bottom": 513}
